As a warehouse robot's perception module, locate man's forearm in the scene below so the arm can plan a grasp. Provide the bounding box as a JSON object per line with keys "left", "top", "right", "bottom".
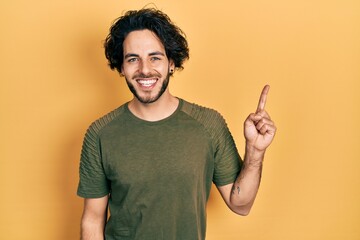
{"left": 230, "top": 145, "right": 265, "bottom": 213}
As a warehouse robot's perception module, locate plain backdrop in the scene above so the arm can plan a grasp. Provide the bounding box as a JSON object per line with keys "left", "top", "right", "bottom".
{"left": 1, "top": 0, "right": 359, "bottom": 239}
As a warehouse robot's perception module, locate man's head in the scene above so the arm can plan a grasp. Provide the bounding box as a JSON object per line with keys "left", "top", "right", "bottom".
{"left": 104, "top": 8, "right": 189, "bottom": 73}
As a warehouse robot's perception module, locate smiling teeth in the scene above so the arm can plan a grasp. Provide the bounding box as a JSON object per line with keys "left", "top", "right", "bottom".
{"left": 138, "top": 79, "right": 156, "bottom": 87}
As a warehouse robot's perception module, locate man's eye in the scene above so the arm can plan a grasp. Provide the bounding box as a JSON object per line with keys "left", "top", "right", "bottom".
{"left": 128, "top": 58, "right": 138, "bottom": 62}
{"left": 151, "top": 57, "right": 161, "bottom": 61}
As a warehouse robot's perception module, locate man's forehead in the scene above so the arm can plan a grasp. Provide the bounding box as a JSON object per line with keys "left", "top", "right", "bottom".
{"left": 123, "top": 29, "right": 166, "bottom": 54}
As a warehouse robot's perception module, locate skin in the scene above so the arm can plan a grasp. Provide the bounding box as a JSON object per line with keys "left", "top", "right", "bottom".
{"left": 217, "top": 85, "right": 276, "bottom": 215}
{"left": 80, "top": 30, "right": 276, "bottom": 239}
{"left": 121, "top": 30, "right": 177, "bottom": 122}
{"left": 80, "top": 196, "right": 108, "bottom": 240}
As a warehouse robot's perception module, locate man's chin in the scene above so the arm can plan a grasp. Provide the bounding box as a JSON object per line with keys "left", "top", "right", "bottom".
{"left": 128, "top": 74, "right": 170, "bottom": 104}
{"left": 135, "top": 95, "right": 161, "bottom": 104}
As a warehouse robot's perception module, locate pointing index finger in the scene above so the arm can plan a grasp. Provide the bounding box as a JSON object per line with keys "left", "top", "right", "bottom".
{"left": 256, "top": 85, "right": 270, "bottom": 113}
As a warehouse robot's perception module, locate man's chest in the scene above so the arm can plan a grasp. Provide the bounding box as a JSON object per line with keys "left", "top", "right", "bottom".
{"left": 100, "top": 123, "right": 215, "bottom": 187}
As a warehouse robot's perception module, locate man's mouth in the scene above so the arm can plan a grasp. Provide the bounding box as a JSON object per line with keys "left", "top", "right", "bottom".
{"left": 137, "top": 78, "right": 157, "bottom": 87}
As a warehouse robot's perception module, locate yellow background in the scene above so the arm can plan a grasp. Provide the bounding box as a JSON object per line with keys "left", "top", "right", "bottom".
{"left": 1, "top": 0, "right": 359, "bottom": 239}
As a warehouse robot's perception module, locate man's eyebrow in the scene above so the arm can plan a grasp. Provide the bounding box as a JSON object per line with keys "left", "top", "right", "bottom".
{"left": 149, "top": 51, "right": 165, "bottom": 56}
{"left": 124, "top": 52, "right": 165, "bottom": 59}
{"left": 124, "top": 53, "right": 139, "bottom": 59}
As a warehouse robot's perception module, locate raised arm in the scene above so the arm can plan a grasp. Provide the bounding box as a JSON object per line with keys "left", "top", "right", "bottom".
{"left": 81, "top": 195, "right": 109, "bottom": 240}
{"left": 218, "top": 85, "right": 276, "bottom": 215}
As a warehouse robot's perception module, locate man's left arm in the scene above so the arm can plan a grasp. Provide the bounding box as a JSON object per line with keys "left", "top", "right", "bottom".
{"left": 217, "top": 85, "right": 276, "bottom": 215}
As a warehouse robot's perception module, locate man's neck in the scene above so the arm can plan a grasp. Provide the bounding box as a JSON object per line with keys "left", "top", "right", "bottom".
{"left": 128, "top": 93, "right": 179, "bottom": 122}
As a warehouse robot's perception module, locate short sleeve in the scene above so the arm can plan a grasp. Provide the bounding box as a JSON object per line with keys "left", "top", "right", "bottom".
{"left": 212, "top": 114, "right": 242, "bottom": 186}
{"left": 77, "top": 124, "right": 110, "bottom": 198}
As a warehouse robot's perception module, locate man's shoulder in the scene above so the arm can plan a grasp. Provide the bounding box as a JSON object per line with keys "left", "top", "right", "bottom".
{"left": 180, "top": 99, "right": 226, "bottom": 127}
{"left": 85, "top": 104, "right": 127, "bottom": 137}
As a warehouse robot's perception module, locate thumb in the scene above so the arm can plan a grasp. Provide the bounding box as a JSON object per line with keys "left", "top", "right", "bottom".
{"left": 244, "top": 113, "right": 262, "bottom": 127}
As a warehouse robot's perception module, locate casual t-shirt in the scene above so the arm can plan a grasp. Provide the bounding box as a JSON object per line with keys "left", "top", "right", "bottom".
{"left": 77, "top": 98, "right": 242, "bottom": 240}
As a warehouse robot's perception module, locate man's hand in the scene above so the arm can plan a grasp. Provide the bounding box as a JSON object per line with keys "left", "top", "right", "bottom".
{"left": 244, "top": 85, "right": 276, "bottom": 152}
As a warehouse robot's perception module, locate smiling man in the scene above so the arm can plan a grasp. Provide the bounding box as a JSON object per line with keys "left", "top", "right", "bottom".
{"left": 77, "top": 8, "right": 276, "bottom": 240}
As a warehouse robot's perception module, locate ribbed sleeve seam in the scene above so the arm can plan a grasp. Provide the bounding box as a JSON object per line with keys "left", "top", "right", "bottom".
{"left": 180, "top": 100, "right": 241, "bottom": 186}
{"left": 77, "top": 106, "right": 125, "bottom": 198}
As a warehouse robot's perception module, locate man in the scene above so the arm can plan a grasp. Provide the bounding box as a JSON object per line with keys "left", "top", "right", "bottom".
{"left": 77, "top": 8, "right": 276, "bottom": 240}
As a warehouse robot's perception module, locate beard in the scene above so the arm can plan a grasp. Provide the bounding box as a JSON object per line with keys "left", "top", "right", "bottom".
{"left": 125, "top": 71, "right": 171, "bottom": 104}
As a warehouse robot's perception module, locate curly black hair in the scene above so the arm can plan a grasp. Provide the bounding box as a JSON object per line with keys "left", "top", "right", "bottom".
{"left": 104, "top": 8, "right": 189, "bottom": 73}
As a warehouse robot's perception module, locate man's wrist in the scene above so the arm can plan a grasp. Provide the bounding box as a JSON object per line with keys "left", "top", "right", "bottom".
{"left": 244, "top": 143, "right": 266, "bottom": 167}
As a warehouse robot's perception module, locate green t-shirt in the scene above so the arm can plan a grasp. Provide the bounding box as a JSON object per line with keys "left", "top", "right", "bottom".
{"left": 77, "top": 99, "right": 242, "bottom": 240}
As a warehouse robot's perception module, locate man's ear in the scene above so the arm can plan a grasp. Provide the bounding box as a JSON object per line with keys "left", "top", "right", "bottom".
{"left": 119, "top": 65, "right": 124, "bottom": 77}
{"left": 169, "top": 59, "right": 175, "bottom": 74}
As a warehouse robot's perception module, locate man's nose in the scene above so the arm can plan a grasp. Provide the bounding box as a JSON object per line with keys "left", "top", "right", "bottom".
{"left": 139, "top": 60, "right": 152, "bottom": 75}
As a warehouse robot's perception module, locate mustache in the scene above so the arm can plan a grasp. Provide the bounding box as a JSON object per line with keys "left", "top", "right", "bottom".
{"left": 132, "top": 73, "right": 162, "bottom": 79}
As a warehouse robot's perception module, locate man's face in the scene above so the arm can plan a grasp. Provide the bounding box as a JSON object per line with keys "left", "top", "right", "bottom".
{"left": 121, "top": 29, "right": 174, "bottom": 104}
